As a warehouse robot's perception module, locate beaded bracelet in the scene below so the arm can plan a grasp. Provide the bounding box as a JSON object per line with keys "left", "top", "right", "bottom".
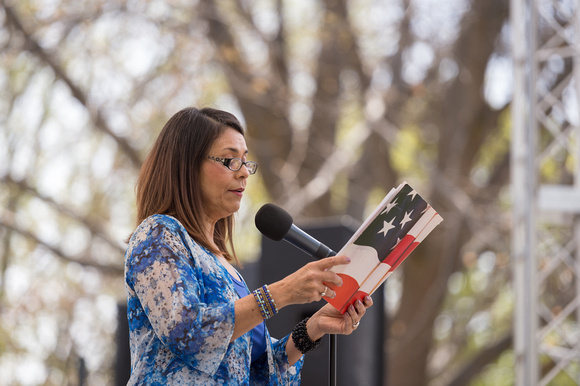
{"left": 252, "top": 285, "right": 278, "bottom": 319}
{"left": 291, "top": 317, "right": 322, "bottom": 354}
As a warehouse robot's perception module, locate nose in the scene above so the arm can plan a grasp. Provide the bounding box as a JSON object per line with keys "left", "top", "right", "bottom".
{"left": 237, "top": 164, "right": 250, "bottom": 178}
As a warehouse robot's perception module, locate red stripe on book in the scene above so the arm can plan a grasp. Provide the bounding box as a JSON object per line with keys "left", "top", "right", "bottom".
{"left": 389, "top": 241, "right": 420, "bottom": 272}
{"left": 383, "top": 235, "right": 415, "bottom": 267}
{"left": 325, "top": 273, "right": 360, "bottom": 313}
{"left": 338, "top": 290, "right": 370, "bottom": 314}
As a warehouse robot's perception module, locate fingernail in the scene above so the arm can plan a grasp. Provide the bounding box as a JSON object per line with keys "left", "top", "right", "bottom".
{"left": 356, "top": 300, "right": 362, "bottom": 306}
{"left": 365, "top": 296, "right": 371, "bottom": 302}
{"left": 349, "top": 305, "right": 355, "bottom": 311}
{"left": 346, "top": 258, "right": 351, "bottom": 263}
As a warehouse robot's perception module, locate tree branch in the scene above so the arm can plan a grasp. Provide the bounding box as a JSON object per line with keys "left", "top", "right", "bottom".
{"left": 202, "top": 0, "right": 293, "bottom": 200}
{"left": 282, "top": 123, "right": 372, "bottom": 215}
{"left": 446, "top": 333, "right": 512, "bottom": 386}
{"left": 0, "top": 217, "right": 123, "bottom": 276}
{"left": 1, "top": 174, "right": 125, "bottom": 256}
{"left": 1, "top": 2, "right": 143, "bottom": 169}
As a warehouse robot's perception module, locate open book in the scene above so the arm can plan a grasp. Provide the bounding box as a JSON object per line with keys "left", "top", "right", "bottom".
{"left": 324, "top": 182, "right": 443, "bottom": 313}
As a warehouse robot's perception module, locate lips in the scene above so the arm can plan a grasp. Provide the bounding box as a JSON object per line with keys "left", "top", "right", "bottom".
{"left": 229, "top": 187, "right": 245, "bottom": 196}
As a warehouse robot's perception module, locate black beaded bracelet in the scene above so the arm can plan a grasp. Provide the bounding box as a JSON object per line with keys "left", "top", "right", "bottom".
{"left": 291, "top": 317, "right": 322, "bottom": 354}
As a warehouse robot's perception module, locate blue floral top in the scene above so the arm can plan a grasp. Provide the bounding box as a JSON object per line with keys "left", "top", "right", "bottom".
{"left": 124, "top": 214, "right": 304, "bottom": 385}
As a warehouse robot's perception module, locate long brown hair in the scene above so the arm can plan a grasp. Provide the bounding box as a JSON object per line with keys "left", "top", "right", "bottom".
{"left": 136, "top": 107, "right": 244, "bottom": 263}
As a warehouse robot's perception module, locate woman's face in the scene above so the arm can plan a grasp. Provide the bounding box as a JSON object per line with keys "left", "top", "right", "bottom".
{"left": 200, "top": 128, "right": 251, "bottom": 223}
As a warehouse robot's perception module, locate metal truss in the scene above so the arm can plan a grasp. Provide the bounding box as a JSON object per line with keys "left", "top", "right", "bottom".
{"left": 511, "top": 0, "right": 580, "bottom": 384}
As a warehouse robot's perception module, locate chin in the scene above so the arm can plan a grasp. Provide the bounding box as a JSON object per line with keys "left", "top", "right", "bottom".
{"left": 223, "top": 204, "right": 241, "bottom": 218}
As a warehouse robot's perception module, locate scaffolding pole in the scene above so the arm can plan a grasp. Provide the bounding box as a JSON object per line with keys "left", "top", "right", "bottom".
{"left": 512, "top": 0, "right": 580, "bottom": 384}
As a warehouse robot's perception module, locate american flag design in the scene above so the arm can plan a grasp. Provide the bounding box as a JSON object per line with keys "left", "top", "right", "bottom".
{"left": 325, "top": 182, "right": 443, "bottom": 313}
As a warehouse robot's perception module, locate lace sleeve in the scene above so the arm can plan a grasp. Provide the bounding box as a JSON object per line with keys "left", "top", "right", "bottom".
{"left": 125, "top": 216, "right": 236, "bottom": 376}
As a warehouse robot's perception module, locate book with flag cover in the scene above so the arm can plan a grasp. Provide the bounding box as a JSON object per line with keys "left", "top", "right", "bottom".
{"left": 324, "top": 181, "right": 443, "bottom": 313}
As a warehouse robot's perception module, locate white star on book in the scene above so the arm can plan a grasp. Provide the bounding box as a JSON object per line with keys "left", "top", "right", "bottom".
{"left": 400, "top": 210, "right": 413, "bottom": 227}
{"left": 381, "top": 199, "right": 398, "bottom": 215}
{"left": 377, "top": 218, "right": 396, "bottom": 237}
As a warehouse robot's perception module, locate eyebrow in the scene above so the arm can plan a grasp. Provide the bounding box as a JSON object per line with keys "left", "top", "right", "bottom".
{"left": 222, "top": 147, "right": 248, "bottom": 155}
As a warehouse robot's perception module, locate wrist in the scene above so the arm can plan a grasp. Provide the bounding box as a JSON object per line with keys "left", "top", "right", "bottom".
{"left": 267, "top": 281, "right": 290, "bottom": 309}
{"left": 291, "top": 317, "right": 323, "bottom": 354}
{"left": 306, "top": 314, "right": 324, "bottom": 341}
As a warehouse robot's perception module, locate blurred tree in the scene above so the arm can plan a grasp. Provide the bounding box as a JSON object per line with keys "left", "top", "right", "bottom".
{"left": 0, "top": 0, "right": 527, "bottom": 384}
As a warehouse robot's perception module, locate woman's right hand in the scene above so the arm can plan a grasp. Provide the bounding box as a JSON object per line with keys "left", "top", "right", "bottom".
{"left": 268, "top": 255, "right": 350, "bottom": 309}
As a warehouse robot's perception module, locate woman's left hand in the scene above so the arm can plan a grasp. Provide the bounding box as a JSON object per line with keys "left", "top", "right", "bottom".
{"left": 307, "top": 296, "right": 373, "bottom": 339}
{"left": 285, "top": 296, "right": 373, "bottom": 366}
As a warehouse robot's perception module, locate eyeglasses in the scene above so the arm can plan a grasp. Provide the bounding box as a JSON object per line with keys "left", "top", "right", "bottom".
{"left": 207, "top": 156, "right": 259, "bottom": 175}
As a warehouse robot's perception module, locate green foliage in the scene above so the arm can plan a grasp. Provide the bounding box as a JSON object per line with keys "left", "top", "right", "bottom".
{"left": 471, "top": 351, "right": 515, "bottom": 386}
{"left": 391, "top": 124, "right": 428, "bottom": 179}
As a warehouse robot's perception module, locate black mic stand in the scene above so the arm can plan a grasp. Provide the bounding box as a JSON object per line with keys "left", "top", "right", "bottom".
{"left": 292, "top": 244, "right": 338, "bottom": 386}
{"left": 329, "top": 334, "right": 337, "bottom": 386}
{"left": 326, "top": 250, "right": 337, "bottom": 386}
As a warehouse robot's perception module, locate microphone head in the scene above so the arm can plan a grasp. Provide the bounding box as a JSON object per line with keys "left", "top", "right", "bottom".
{"left": 255, "top": 203, "right": 293, "bottom": 241}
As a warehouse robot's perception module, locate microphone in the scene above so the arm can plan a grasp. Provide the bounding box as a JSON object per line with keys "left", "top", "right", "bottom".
{"left": 255, "top": 203, "right": 336, "bottom": 260}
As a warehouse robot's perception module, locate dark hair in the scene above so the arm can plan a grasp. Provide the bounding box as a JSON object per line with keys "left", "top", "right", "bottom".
{"left": 136, "top": 107, "right": 244, "bottom": 263}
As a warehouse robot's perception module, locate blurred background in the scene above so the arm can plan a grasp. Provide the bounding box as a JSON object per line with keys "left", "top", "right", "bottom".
{"left": 0, "top": 0, "right": 578, "bottom": 385}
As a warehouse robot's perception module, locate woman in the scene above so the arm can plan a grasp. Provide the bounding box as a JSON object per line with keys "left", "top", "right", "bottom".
{"left": 124, "top": 107, "right": 372, "bottom": 384}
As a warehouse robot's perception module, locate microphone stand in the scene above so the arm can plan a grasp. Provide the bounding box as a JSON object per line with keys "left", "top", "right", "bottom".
{"left": 329, "top": 334, "right": 337, "bottom": 386}
{"left": 295, "top": 244, "right": 338, "bottom": 386}
{"left": 284, "top": 238, "right": 338, "bottom": 385}
{"left": 258, "top": 211, "right": 338, "bottom": 385}
{"left": 327, "top": 251, "right": 337, "bottom": 386}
